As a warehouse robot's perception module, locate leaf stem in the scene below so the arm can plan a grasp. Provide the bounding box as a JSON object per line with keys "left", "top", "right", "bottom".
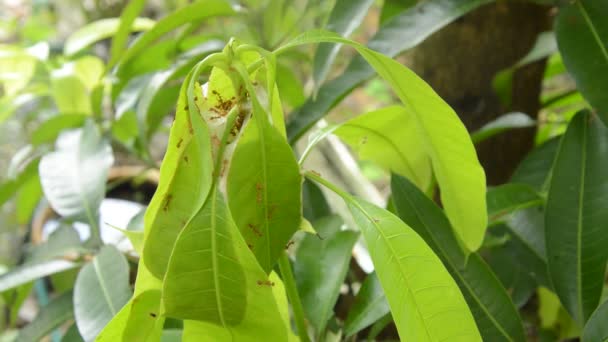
{"left": 278, "top": 252, "right": 310, "bottom": 342}
{"left": 303, "top": 170, "right": 353, "bottom": 201}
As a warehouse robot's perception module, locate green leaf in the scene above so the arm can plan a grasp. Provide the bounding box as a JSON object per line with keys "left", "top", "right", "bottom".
{"left": 486, "top": 183, "right": 543, "bottom": 224}
{"left": 16, "top": 291, "right": 73, "bottom": 342}
{"left": 286, "top": 0, "right": 492, "bottom": 142}
{"left": 31, "top": 114, "right": 87, "bottom": 146}
{"left": 343, "top": 272, "right": 390, "bottom": 337}
{"left": 2, "top": 282, "right": 33, "bottom": 326}
{"left": 122, "top": 290, "right": 163, "bottom": 342}
{"left": 555, "top": 0, "right": 608, "bottom": 125}
{"left": 294, "top": 216, "right": 359, "bottom": 334}
{"left": 582, "top": 300, "right": 608, "bottom": 342}
{"left": 0, "top": 259, "right": 79, "bottom": 293}
{"left": 510, "top": 136, "right": 560, "bottom": 192}
{"left": 312, "top": 0, "right": 374, "bottom": 89}
{"left": 62, "top": 323, "right": 84, "bottom": 342}
{"left": 392, "top": 175, "right": 526, "bottom": 342}
{"left": 471, "top": 112, "right": 536, "bottom": 144}
{"left": 227, "top": 101, "right": 302, "bottom": 273}
{"left": 64, "top": 18, "right": 155, "bottom": 56}
{"left": 380, "top": 0, "right": 416, "bottom": 24}
{"left": 39, "top": 121, "right": 113, "bottom": 222}
{"left": 27, "top": 225, "right": 82, "bottom": 263}
{"left": 545, "top": 110, "right": 608, "bottom": 324}
{"left": 142, "top": 74, "right": 213, "bottom": 279}
{"left": 335, "top": 105, "right": 431, "bottom": 191}
{"left": 74, "top": 245, "right": 132, "bottom": 341}
{"left": 108, "top": 0, "right": 148, "bottom": 68}
{"left": 280, "top": 31, "right": 488, "bottom": 251}
{"left": 50, "top": 72, "right": 92, "bottom": 115}
{"left": 302, "top": 179, "right": 331, "bottom": 221}
{"left": 345, "top": 196, "right": 481, "bottom": 341}
{"left": 116, "top": 0, "right": 235, "bottom": 70}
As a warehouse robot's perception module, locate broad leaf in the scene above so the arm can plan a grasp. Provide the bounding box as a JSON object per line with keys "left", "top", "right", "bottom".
{"left": 65, "top": 18, "right": 154, "bottom": 56}
{"left": 486, "top": 183, "right": 543, "bottom": 224}
{"left": 39, "top": 121, "right": 113, "bottom": 225}
{"left": 74, "top": 245, "right": 132, "bottom": 341}
{"left": 0, "top": 259, "right": 79, "bottom": 293}
{"left": 555, "top": 0, "right": 608, "bottom": 125}
{"left": 392, "top": 175, "right": 526, "bottom": 341}
{"left": 286, "top": 0, "right": 492, "bottom": 142}
{"left": 582, "top": 300, "right": 608, "bottom": 342}
{"left": 343, "top": 272, "right": 390, "bottom": 337}
{"left": 312, "top": 0, "right": 374, "bottom": 88}
{"left": 16, "top": 291, "right": 74, "bottom": 342}
{"left": 116, "top": 0, "right": 235, "bottom": 70}
{"left": 335, "top": 105, "right": 431, "bottom": 190}
{"left": 294, "top": 216, "right": 359, "bottom": 334}
{"left": 280, "top": 31, "right": 488, "bottom": 252}
{"left": 227, "top": 95, "right": 302, "bottom": 273}
{"left": 545, "top": 110, "right": 608, "bottom": 324}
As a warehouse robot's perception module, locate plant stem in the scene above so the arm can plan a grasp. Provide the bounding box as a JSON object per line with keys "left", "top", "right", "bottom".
{"left": 303, "top": 170, "right": 353, "bottom": 201}
{"left": 278, "top": 252, "right": 311, "bottom": 342}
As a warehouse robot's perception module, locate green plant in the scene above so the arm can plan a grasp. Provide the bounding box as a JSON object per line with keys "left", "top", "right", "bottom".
{"left": 0, "top": 0, "right": 607, "bottom": 341}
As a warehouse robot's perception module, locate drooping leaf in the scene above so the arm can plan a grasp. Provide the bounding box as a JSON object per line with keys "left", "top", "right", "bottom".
{"left": 286, "top": 0, "right": 493, "bottom": 142}
{"left": 334, "top": 105, "right": 431, "bottom": 191}
{"left": 545, "top": 110, "right": 608, "bottom": 324}
{"left": 294, "top": 215, "right": 359, "bottom": 334}
{"left": 227, "top": 95, "right": 302, "bottom": 273}
{"left": 486, "top": 183, "right": 543, "bottom": 224}
{"left": 392, "top": 175, "right": 526, "bottom": 342}
{"left": 582, "top": 300, "right": 608, "bottom": 342}
{"left": 65, "top": 18, "right": 155, "bottom": 56}
{"left": 116, "top": 0, "right": 235, "bottom": 70}
{"left": 39, "top": 120, "right": 113, "bottom": 224}
{"left": 312, "top": 0, "right": 374, "bottom": 89}
{"left": 471, "top": 112, "right": 536, "bottom": 144}
{"left": 510, "top": 136, "right": 560, "bottom": 192}
{"left": 16, "top": 291, "right": 73, "bottom": 342}
{"left": 343, "top": 272, "right": 390, "bottom": 337}
{"left": 0, "top": 259, "right": 79, "bottom": 293}
{"left": 555, "top": 0, "right": 608, "bottom": 125}
{"left": 74, "top": 245, "right": 132, "bottom": 341}
{"left": 280, "top": 31, "right": 488, "bottom": 252}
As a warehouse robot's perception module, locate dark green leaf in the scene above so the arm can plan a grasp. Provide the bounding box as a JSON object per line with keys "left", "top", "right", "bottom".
{"left": 312, "top": 0, "right": 374, "bottom": 88}
{"left": 343, "top": 272, "right": 390, "bottom": 337}
{"left": 62, "top": 323, "right": 84, "bottom": 342}
{"left": 510, "top": 136, "right": 560, "bottom": 192}
{"left": 555, "top": 0, "right": 608, "bottom": 125}
{"left": 582, "top": 300, "right": 608, "bottom": 342}
{"left": 392, "top": 175, "right": 526, "bottom": 342}
{"left": 302, "top": 179, "right": 331, "bottom": 221}
{"left": 545, "top": 110, "right": 608, "bottom": 324}
{"left": 16, "top": 291, "right": 73, "bottom": 342}
{"left": 294, "top": 216, "right": 359, "bottom": 334}
{"left": 74, "top": 245, "right": 132, "bottom": 341}
{"left": 286, "top": 0, "right": 493, "bottom": 143}
{"left": 486, "top": 183, "right": 543, "bottom": 224}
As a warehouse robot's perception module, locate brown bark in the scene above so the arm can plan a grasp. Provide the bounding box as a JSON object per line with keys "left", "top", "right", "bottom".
{"left": 411, "top": 2, "right": 552, "bottom": 184}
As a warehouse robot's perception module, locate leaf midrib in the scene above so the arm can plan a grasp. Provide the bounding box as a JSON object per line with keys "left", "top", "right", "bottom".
{"left": 93, "top": 257, "right": 117, "bottom": 315}
{"left": 576, "top": 2, "right": 608, "bottom": 63}
{"left": 576, "top": 118, "right": 587, "bottom": 322}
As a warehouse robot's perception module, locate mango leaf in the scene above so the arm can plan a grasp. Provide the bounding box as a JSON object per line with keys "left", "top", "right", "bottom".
{"left": 335, "top": 105, "right": 431, "bottom": 191}
{"left": 108, "top": 0, "right": 147, "bottom": 68}
{"left": 582, "top": 300, "right": 608, "bottom": 342}
{"left": 65, "top": 17, "right": 154, "bottom": 56}
{"left": 392, "top": 175, "right": 526, "bottom": 341}
{"left": 486, "top": 183, "right": 543, "bottom": 224}
{"left": 16, "top": 291, "right": 73, "bottom": 342}
{"left": 510, "top": 136, "right": 560, "bottom": 192}
{"left": 280, "top": 30, "right": 487, "bottom": 251}
{"left": 142, "top": 73, "right": 213, "bottom": 279}
{"left": 343, "top": 272, "right": 390, "bottom": 337}
{"left": 555, "top": 0, "right": 608, "bottom": 125}
{"left": 227, "top": 96, "right": 302, "bottom": 273}
{"left": 0, "top": 259, "right": 79, "bottom": 293}
{"left": 31, "top": 114, "right": 87, "bottom": 146}
{"left": 545, "top": 110, "right": 608, "bottom": 324}
{"left": 294, "top": 215, "right": 359, "bottom": 334}
{"left": 94, "top": 297, "right": 133, "bottom": 342}
{"left": 286, "top": 0, "right": 493, "bottom": 142}
{"left": 116, "top": 0, "right": 235, "bottom": 70}
{"left": 312, "top": 0, "right": 374, "bottom": 89}
{"left": 302, "top": 179, "right": 331, "bottom": 221}
{"left": 39, "top": 120, "right": 113, "bottom": 224}
{"left": 471, "top": 112, "right": 536, "bottom": 144}
{"left": 167, "top": 190, "right": 288, "bottom": 339}
{"left": 122, "top": 290, "right": 163, "bottom": 342}
{"left": 27, "top": 225, "right": 82, "bottom": 263}
{"left": 344, "top": 194, "right": 481, "bottom": 341}
{"left": 74, "top": 245, "right": 132, "bottom": 341}
{"left": 50, "top": 71, "right": 91, "bottom": 115}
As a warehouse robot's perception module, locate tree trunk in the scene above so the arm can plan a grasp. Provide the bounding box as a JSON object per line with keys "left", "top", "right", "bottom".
{"left": 411, "top": 2, "right": 551, "bottom": 185}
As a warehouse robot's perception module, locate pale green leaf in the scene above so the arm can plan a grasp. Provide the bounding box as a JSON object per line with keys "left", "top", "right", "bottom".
{"left": 0, "top": 259, "right": 79, "bottom": 293}
{"left": 16, "top": 291, "right": 73, "bottom": 342}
